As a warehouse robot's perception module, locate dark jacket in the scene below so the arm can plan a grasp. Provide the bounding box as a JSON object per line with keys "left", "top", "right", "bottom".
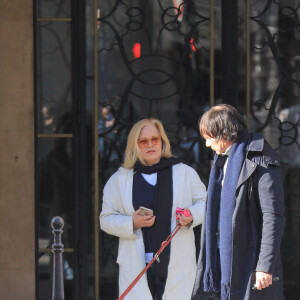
{"left": 192, "top": 133, "right": 285, "bottom": 300}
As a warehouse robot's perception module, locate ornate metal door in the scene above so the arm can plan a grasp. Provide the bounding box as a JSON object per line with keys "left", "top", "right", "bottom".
{"left": 90, "top": 1, "right": 300, "bottom": 298}
{"left": 35, "top": 0, "right": 300, "bottom": 299}
{"left": 91, "top": 1, "right": 213, "bottom": 298}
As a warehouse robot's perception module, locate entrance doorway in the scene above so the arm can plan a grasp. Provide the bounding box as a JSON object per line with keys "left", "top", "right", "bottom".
{"left": 35, "top": 1, "right": 300, "bottom": 299}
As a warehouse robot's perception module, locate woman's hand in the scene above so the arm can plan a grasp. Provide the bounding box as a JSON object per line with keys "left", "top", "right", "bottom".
{"left": 132, "top": 209, "right": 156, "bottom": 229}
{"left": 177, "top": 210, "right": 193, "bottom": 226}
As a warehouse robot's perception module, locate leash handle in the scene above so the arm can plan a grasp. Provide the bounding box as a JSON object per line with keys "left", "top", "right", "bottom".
{"left": 117, "top": 224, "right": 182, "bottom": 300}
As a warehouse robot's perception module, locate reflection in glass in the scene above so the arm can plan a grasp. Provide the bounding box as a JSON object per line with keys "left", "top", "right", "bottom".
{"left": 94, "top": 0, "right": 212, "bottom": 297}
{"left": 37, "top": 138, "right": 74, "bottom": 244}
{"left": 41, "top": 102, "right": 58, "bottom": 133}
{"left": 36, "top": 0, "right": 71, "bottom": 19}
{"left": 37, "top": 136, "right": 74, "bottom": 298}
{"left": 36, "top": 21, "right": 72, "bottom": 134}
{"left": 248, "top": 2, "right": 300, "bottom": 298}
{"left": 38, "top": 252, "right": 51, "bottom": 300}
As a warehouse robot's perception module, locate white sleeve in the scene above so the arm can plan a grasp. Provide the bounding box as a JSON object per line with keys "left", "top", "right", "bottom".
{"left": 99, "top": 173, "right": 137, "bottom": 239}
{"left": 186, "top": 167, "right": 207, "bottom": 228}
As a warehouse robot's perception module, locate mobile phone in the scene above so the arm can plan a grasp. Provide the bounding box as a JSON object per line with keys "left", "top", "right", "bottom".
{"left": 139, "top": 206, "right": 153, "bottom": 216}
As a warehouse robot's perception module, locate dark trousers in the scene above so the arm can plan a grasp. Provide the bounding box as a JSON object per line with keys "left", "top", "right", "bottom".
{"left": 146, "top": 265, "right": 165, "bottom": 300}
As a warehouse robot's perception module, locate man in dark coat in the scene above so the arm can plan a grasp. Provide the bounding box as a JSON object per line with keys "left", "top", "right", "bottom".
{"left": 192, "top": 104, "right": 285, "bottom": 300}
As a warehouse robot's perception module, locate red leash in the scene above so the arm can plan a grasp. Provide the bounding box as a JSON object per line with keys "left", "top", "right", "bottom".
{"left": 117, "top": 224, "right": 182, "bottom": 300}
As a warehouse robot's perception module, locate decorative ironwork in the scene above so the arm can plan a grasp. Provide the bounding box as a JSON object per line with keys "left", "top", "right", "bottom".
{"left": 250, "top": 1, "right": 300, "bottom": 149}
{"left": 97, "top": 0, "right": 212, "bottom": 179}
{"left": 96, "top": 1, "right": 212, "bottom": 297}
{"left": 249, "top": 1, "right": 300, "bottom": 298}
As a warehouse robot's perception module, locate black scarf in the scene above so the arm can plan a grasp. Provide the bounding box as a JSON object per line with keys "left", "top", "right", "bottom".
{"left": 134, "top": 157, "right": 181, "bottom": 296}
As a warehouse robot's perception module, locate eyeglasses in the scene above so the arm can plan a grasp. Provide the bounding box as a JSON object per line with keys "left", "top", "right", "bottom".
{"left": 138, "top": 136, "right": 161, "bottom": 148}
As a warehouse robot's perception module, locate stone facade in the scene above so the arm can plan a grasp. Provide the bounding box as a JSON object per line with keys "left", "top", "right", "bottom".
{"left": 0, "top": 1, "right": 35, "bottom": 299}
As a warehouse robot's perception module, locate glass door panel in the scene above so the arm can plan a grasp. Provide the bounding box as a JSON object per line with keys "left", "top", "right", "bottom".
{"left": 92, "top": 0, "right": 212, "bottom": 298}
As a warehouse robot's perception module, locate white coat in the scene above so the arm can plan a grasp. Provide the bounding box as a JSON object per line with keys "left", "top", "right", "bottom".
{"left": 100, "top": 163, "right": 207, "bottom": 300}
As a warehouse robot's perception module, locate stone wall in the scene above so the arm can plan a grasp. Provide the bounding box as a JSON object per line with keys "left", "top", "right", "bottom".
{"left": 0, "top": 0, "right": 35, "bottom": 299}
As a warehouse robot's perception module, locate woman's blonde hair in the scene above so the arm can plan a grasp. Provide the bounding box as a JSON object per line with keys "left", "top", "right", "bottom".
{"left": 123, "top": 118, "right": 172, "bottom": 169}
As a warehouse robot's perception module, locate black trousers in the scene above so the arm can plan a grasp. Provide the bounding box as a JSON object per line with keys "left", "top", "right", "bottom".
{"left": 146, "top": 265, "right": 165, "bottom": 300}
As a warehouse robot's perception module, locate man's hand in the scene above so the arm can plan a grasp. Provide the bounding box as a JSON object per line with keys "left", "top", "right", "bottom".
{"left": 132, "top": 209, "right": 155, "bottom": 229}
{"left": 255, "top": 271, "right": 272, "bottom": 290}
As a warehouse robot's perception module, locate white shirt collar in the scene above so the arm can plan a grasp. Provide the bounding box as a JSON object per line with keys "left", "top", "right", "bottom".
{"left": 222, "top": 145, "right": 232, "bottom": 156}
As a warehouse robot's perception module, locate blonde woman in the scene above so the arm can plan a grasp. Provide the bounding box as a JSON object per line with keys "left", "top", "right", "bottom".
{"left": 100, "top": 118, "right": 206, "bottom": 300}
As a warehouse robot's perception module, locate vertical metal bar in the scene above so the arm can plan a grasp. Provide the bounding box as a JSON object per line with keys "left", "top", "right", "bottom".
{"left": 246, "top": 0, "right": 251, "bottom": 129}
{"left": 210, "top": 0, "right": 214, "bottom": 107}
{"left": 51, "top": 216, "right": 65, "bottom": 300}
{"left": 221, "top": 0, "right": 239, "bottom": 106}
{"left": 94, "top": 1, "right": 100, "bottom": 299}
